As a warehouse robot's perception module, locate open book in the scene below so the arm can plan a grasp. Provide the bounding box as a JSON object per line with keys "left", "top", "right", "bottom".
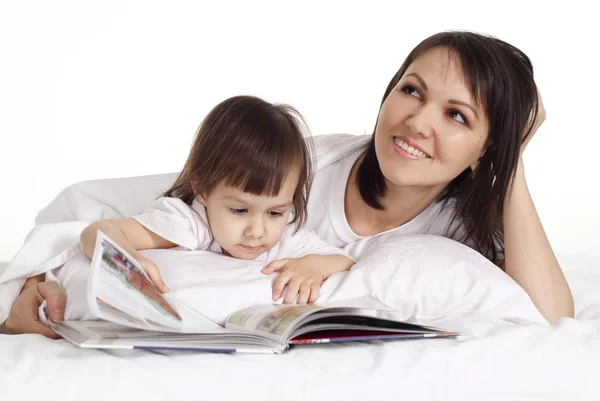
{"left": 49, "top": 231, "right": 460, "bottom": 354}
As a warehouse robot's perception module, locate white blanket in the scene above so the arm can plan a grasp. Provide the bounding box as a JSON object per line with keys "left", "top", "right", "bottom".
{"left": 1, "top": 256, "right": 599, "bottom": 401}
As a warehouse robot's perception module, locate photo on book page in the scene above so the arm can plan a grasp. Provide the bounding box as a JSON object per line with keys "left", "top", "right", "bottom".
{"left": 91, "top": 231, "right": 182, "bottom": 326}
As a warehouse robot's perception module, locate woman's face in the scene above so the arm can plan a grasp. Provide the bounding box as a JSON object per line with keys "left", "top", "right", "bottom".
{"left": 374, "top": 47, "right": 489, "bottom": 192}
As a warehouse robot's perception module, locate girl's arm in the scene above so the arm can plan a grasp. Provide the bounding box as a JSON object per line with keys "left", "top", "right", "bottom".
{"left": 501, "top": 160, "right": 574, "bottom": 324}
{"left": 81, "top": 219, "right": 176, "bottom": 292}
{"left": 81, "top": 219, "right": 176, "bottom": 259}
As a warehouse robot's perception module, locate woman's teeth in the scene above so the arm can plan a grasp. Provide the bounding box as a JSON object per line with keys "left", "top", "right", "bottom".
{"left": 394, "top": 137, "right": 430, "bottom": 159}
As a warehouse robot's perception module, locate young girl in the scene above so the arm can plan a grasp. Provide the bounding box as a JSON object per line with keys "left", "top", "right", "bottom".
{"left": 80, "top": 95, "right": 354, "bottom": 304}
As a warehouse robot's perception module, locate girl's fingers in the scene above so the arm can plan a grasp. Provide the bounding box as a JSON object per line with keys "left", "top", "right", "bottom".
{"left": 283, "top": 279, "right": 302, "bottom": 304}
{"left": 308, "top": 283, "right": 321, "bottom": 303}
{"left": 140, "top": 260, "right": 170, "bottom": 293}
{"left": 297, "top": 282, "right": 312, "bottom": 304}
{"left": 261, "top": 259, "right": 288, "bottom": 274}
{"left": 272, "top": 273, "right": 292, "bottom": 301}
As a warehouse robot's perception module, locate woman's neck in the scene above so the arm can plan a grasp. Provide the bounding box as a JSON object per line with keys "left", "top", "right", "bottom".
{"left": 344, "top": 156, "right": 445, "bottom": 236}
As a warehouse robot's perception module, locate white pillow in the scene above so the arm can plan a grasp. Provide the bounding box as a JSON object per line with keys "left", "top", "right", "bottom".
{"left": 54, "top": 234, "right": 546, "bottom": 327}
{"left": 326, "top": 234, "right": 547, "bottom": 324}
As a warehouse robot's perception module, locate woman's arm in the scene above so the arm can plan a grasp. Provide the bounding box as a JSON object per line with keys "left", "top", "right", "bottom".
{"left": 501, "top": 92, "right": 574, "bottom": 324}
{"left": 502, "top": 160, "right": 574, "bottom": 323}
{"left": 504, "top": 91, "right": 574, "bottom": 323}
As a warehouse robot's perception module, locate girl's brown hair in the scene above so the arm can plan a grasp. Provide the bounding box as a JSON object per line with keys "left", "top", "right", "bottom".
{"left": 164, "top": 95, "right": 313, "bottom": 229}
{"left": 357, "top": 31, "right": 539, "bottom": 263}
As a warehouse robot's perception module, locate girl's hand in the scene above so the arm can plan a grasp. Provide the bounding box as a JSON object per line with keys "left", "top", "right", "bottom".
{"left": 261, "top": 258, "right": 324, "bottom": 304}
{"left": 131, "top": 251, "right": 169, "bottom": 293}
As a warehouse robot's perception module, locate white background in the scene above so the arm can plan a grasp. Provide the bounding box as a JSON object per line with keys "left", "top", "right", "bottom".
{"left": 0, "top": 0, "right": 598, "bottom": 262}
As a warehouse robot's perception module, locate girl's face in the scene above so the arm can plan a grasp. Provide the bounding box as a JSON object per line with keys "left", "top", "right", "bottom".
{"left": 374, "top": 47, "right": 490, "bottom": 192}
{"left": 197, "top": 169, "right": 299, "bottom": 260}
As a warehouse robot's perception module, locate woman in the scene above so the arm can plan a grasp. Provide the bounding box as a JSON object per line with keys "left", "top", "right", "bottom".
{"left": 3, "top": 31, "right": 573, "bottom": 337}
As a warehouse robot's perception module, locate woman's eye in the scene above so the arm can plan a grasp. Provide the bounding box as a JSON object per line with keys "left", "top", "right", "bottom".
{"left": 268, "top": 211, "right": 284, "bottom": 218}
{"left": 447, "top": 109, "right": 467, "bottom": 124}
{"left": 230, "top": 208, "right": 247, "bottom": 214}
{"left": 401, "top": 85, "right": 421, "bottom": 99}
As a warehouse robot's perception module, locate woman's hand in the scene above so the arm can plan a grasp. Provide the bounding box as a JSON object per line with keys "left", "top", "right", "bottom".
{"left": 4, "top": 281, "right": 66, "bottom": 339}
{"left": 262, "top": 257, "right": 325, "bottom": 304}
{"left": 522, "top": 87, "right": 546, "bottom": 152}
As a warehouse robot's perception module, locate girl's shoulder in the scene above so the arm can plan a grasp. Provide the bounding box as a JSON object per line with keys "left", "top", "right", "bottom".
{"left": 134, "top": 196, "right": 212, "bottom": 251}
{"left": 142, "top": 196, "right": 197, "bottom": 214}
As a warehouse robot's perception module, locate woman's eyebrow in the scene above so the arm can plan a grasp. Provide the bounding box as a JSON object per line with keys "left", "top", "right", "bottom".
{"left": 448, "top": 99, "right": 479, "bottom": 120}
{"left": 405, "top": 73, "right": 428, "bottom": 90}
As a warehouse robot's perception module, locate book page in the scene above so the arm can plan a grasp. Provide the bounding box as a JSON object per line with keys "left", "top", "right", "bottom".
{"left": 87, "top": 231, "right": 184, "bottom": 331}
{"left": 225, "top": 303, "right": 323, "bottom": 341}
{"left": 224, "top": 296, "right": 453, "bottom": 342}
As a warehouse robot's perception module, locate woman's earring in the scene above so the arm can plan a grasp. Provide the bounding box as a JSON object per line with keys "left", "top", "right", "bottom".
{"left": 471, "top": 169, "right": 476, "bottom": 179}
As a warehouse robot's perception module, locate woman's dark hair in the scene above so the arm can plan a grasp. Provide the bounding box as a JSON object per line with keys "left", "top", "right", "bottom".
{"left": 163, "top": 95, "right": 313, "bottom": 230}
{"left": 356, "top": 31, "right": 539, "bottom": 262}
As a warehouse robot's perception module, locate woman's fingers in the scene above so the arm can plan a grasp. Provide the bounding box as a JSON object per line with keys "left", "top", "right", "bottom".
{"left": 37, "top": 282, "right": 66, "bottom": 322}
{"left": 5, "top": 284, "right": 61, "bottom": 339}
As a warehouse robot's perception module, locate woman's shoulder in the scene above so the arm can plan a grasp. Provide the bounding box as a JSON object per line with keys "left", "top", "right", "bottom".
{"left": 421, "top": 198, "right": 460, "bottom": 236}
{"left": 312, "top": 134, "right": 370, "bottom": 171}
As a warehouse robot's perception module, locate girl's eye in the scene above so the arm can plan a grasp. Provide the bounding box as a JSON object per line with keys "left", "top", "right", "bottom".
{"left": 268, "top": 211, "right": 284, "bottom": 218}
{"left": 401, "top": 85, "right": 421, "bottom": 99}
{"left": 446, "top": 109, "right": 467, "bottom": 124}
{"left": 230, "top": 208, "right": 247, "bottom": 214}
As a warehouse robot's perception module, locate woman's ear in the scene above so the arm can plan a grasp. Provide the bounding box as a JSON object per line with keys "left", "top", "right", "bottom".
{"left": 470, "top": 156, "right": 482, "bottom": 174}
{"left": 471, "top": 140, "right": 493, "bottom": 173}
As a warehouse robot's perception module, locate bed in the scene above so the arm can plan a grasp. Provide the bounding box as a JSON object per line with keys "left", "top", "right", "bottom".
{"left": 1, "top": 257, "right": 600, "bottom": 401}
{"left": 1, "top": 176, "right": 599, "bottom": 401}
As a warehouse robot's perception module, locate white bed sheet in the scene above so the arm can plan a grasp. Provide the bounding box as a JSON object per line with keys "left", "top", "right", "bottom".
{"left": 1, "top": 254, "right": 599, "bottom": 401}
